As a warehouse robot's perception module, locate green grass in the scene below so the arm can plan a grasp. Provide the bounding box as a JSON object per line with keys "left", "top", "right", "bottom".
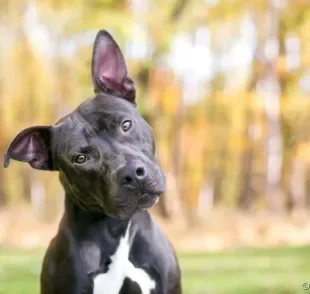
{"left": 1, "top": 246, "right": 310, "bottom": 293}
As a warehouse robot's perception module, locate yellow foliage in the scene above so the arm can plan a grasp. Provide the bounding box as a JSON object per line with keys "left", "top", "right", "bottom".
{"left": 161, "top": 85, "right": 180, "bottom": 116}
{"left": 296, "top": 143, "right": 310, "bottom": 163}
{"left": 2, "top": 0, "right": 310, "bottom": 215}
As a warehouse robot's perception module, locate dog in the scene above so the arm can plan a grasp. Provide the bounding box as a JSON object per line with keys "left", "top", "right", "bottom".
{"left": 4, "top": 30, "right": 182, "bottom": 294}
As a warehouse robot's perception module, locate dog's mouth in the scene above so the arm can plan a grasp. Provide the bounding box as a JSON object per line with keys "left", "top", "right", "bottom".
{"left": 137, "top": 193, "right": 160, "bottom": 210}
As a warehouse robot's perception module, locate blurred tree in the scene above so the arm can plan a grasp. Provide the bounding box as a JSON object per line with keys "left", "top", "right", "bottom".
{"left": 2, "top": 0, "right": 310, "bottom": 222}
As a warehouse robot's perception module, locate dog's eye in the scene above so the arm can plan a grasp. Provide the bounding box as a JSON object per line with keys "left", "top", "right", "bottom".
{"left": 74, "top": 155, "right": 87, "bottom": 164}
{"left": 121, "top": 120, "right": 132, "bottom": 132}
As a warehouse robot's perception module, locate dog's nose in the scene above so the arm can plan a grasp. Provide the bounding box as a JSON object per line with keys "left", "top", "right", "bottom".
{"left": 120, "top": 160, "right": 147, "bottom": 187}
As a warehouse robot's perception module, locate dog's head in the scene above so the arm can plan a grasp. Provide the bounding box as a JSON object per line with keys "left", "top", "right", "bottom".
{"left": 4, "top": 30, "right": 166, "bottom": 220}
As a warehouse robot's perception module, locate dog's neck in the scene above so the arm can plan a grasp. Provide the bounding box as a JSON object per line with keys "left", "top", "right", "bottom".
{"left": 60, "top": 195, "right": 133, "bottom": 278}
{"left": 64, "top": 194, "right": 131, "bottom": 245}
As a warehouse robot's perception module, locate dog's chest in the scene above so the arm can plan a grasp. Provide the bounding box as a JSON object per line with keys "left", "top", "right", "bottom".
{"left": 91, "top": 226, "right": 155, "bottom": 294}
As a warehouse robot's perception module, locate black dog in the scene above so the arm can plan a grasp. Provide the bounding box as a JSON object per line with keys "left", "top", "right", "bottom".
{"left": 4, "top": 30, "right": 182, "bottom": 294}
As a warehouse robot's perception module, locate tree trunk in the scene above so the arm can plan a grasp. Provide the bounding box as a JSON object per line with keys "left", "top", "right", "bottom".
{"left": 172, "top": 83, "right": 185, "bottom": 210}
{"left": 259, "top": 0, "right": 283, "bottom": 212}
{"left": 305, "top": 167, "right": 310, "bottom": 209}
{"left": 238, "top": 142, "right": 253, "bottom": 209}
{"left": 289, "top": 158, "right": 306, "bottom": 210}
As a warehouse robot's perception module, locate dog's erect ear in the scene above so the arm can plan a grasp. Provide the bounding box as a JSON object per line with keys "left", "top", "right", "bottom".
{"left": 91, "top": 30, "right": 136, "bottom": 105}
{"left": 4, "top": 126, "right": 55, "bottom": 171}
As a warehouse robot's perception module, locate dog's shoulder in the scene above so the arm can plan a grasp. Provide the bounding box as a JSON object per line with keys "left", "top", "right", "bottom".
{"left": 131, "top": 211, "right": 173, "bottom": 248}
{"left": 130, "top": 211, "right": 180, "bottom": 277}
{"left": 40, "top": 222, "right": 92, "bottom": 293}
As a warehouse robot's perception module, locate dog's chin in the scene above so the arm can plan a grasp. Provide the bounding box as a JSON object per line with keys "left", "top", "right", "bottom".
{"left": 137, "top": 193, "right": 160, "bottom": 210}
{"left": 104, "top": 208, "right": 135, "bottom": 221}
{"left": 104, "top": 193, "right": 160, "bottom": 220}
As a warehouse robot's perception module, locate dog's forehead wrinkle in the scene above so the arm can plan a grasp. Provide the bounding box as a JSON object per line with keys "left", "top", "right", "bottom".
{"left": 75, "top": 112, "right": 101, "bottom": 138}
{"left": 81, "top": 109, "right": 135, "bottom": 125}
{"left": 77, "top": 111, "right": 127, "bottom": 139}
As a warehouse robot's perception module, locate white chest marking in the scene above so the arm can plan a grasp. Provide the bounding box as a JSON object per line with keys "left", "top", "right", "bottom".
{"left": 93, "top": 222, "right": 155, "bottom": 294}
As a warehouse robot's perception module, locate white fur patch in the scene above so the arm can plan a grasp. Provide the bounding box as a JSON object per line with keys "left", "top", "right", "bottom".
{"left": 93, "top": 222, "right": 155, "bottom": 294}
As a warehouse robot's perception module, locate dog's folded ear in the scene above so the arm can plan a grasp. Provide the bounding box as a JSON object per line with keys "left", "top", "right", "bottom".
{"left": 91, "top": 30, "right": 136, "bottom": 105}
{"left": 4, "top": 126, "right": 55, "bottom": 171}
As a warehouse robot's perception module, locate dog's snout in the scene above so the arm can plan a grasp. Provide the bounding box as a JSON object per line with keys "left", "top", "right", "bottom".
{"left": 120, "top": 160, "right": 147, "bottom": 187}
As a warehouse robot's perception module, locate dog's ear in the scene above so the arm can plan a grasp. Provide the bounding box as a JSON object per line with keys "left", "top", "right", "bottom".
{"left": 91, "top": 30, "right": 136, "bottom": 105}
{"left": 4, "top": 126, "right": 55, "bottom": 171}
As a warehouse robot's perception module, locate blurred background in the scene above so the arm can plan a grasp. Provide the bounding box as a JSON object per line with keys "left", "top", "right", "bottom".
{"left": 1, "top": 0, "right": 310, "bottom": 293}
